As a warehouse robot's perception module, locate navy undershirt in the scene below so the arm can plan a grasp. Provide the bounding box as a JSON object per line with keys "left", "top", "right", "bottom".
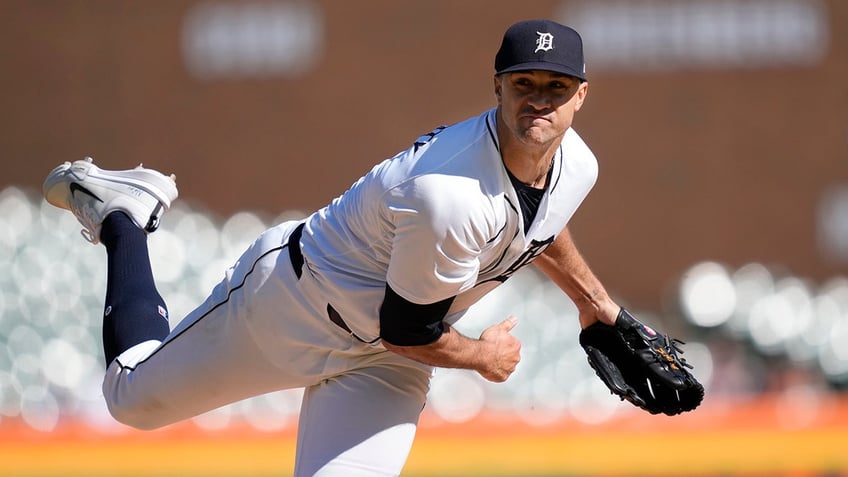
{"left": 506, "top": 168, "right": 549, "bottom": 234}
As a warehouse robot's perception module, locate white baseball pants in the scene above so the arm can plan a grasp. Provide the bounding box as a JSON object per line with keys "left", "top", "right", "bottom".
{"left": 102, "top": 220, "right": 433, "bottom": 476}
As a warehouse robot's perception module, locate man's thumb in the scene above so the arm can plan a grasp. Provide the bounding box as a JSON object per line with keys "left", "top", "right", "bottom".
{"left": 501, "top": 315, "right": 519, "bottom": 332}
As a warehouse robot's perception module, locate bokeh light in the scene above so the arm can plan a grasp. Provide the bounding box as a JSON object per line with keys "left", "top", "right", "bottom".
{"left": 2, "top": 188, "right": 847, "bottom": 433}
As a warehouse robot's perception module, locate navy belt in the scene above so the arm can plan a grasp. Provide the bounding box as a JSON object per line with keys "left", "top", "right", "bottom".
{"left": 287, "top": 222, "right": 379, "bottom": 345}
{"left": 288, "top": 222, "right": 305, "bottom": 279}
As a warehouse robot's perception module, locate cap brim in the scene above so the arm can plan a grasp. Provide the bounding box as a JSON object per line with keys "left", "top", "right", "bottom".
{"left": 496, "top": 62, "right": 586, "bottom": 81}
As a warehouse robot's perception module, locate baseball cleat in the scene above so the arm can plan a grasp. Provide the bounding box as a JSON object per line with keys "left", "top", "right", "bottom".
{"left": 43, "top": 156, "right": 179, "bottom": 244}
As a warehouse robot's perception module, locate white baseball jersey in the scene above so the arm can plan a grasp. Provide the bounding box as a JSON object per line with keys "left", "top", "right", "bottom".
{"left": 300, "top": 107, "right": 598, "bottom": 343}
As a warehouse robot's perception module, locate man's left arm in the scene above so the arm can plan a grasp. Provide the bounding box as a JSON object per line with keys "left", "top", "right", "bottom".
{"left": 533, "top": 227, "right": 619, "bottom": 328}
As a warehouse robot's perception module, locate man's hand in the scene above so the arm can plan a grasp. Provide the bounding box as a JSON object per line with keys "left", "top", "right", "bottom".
{"left": 477, "top": 316, "right": 521, "bottom": 382}
{"left": 578, "top": 296, "right": 620, "bottom": 329}
{"left": 381, "top": 316, "right": 522, "bottom": 383}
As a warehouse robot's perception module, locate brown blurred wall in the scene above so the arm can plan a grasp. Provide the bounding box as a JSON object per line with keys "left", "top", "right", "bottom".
{"left": 2, "top": 0, "right": 847, "bottom": 311}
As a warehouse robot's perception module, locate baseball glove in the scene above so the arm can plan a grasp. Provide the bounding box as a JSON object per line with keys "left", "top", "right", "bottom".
{"left": 579, "top": 308, "right": 704, "bottom": 416}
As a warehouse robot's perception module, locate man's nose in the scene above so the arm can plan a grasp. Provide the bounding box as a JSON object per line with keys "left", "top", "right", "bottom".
{"left": 526, "top": 90, "right": 551, "bottom": 109}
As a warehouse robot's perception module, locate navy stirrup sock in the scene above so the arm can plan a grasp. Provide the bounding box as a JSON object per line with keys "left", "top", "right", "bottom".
{"left": 100, "top": 212, "right": 170, "bottom": 366}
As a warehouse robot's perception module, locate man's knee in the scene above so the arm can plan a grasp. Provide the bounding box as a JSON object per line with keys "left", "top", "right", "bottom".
{"left": 106, "top": 399, "right": 172, "bottom": 431}
{"left": 102, "top": 340, "right": 173, "bottom": 430}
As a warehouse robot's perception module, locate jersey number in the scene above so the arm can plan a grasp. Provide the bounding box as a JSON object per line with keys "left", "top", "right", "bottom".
{"left": 486, "top": 235, "right": 554, "bottom": 284}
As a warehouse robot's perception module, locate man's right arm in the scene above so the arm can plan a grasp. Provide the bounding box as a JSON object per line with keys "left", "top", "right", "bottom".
{"left": 382, "top": 316, "right": 521, "bottom": 383}
{"left": 379, "top": 284, "right": 521, "bottom": 382}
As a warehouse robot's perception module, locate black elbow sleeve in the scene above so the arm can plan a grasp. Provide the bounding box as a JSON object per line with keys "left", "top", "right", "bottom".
{"left": 379, "top": 284, "right": 455, "bottom": 346}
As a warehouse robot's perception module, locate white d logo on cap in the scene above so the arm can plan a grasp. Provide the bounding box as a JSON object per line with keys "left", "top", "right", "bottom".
{"left": 535, "top": 32, "right": 554, "bottom": 53}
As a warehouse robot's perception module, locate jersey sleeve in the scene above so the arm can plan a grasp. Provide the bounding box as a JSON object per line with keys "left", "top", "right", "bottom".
{"left": 384, "top": 175, "right": 491, "bottom": 304}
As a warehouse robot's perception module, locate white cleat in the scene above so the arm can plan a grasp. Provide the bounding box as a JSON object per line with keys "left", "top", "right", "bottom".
{"left": 43, "top": 156, "right": 179, "bottom": 244}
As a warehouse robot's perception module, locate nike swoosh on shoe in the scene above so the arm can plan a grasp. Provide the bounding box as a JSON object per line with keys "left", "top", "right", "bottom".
{"left": 69, "top": 183, "right": 103, "bottom": 203}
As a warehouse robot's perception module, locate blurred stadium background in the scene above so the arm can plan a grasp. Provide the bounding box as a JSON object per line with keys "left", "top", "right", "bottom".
{"left": 1, "top": 0, "right": 847, "bottom": 475}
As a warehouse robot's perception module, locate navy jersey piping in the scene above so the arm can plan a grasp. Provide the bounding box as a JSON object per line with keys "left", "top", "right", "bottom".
{"left": 485, "top": 111, "right": 499, "bottom": 153}
{"left": 549, "top": 144, "right": 564, "bottom": 192}
{"left": 478, "top": 195, "right": 521, "bottom": 277}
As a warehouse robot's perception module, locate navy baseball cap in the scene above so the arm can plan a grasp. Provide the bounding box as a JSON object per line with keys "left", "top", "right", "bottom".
{"left": 495, "top": 19, "right": 587, "bottom": 81}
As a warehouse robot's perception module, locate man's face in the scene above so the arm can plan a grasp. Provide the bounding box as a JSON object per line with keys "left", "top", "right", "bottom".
{"left": 494, "top": 70, "right": 588, "bottom": 147}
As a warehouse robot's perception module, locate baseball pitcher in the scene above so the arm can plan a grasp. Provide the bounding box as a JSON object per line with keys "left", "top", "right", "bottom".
{"left": 42, "top": 19, "right": 700, "bottom": 477}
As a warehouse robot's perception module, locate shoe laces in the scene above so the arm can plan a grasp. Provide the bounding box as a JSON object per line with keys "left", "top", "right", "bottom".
{"left": 69, "top": 200, "right": 101, "bottom": 244}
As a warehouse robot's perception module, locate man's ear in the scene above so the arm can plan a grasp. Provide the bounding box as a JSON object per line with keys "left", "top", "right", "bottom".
{"left": 493, "top": 75, "right": 503, "bottom": 103}
{"left": 573, "top": 81, "right": 589, "bottom": 112}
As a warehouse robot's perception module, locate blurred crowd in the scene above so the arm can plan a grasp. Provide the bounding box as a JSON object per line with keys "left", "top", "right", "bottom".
{"left": 1, "top": 185, "right": 846, "bottom": 433}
